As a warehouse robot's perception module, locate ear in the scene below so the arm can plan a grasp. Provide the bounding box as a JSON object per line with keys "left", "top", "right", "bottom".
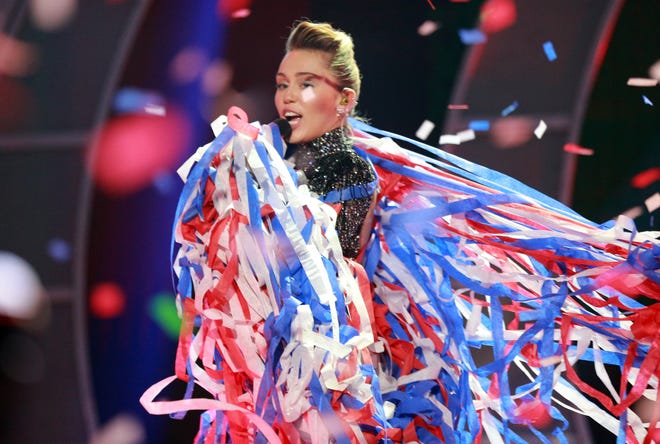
{"left": 340, "top": 88, "right": 357, "bottom": 113}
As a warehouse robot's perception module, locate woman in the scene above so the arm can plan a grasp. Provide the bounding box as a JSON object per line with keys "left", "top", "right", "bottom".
{"left": 143, "top": 20, "right": 660, "bottom": 444}
{"left": 275, "top": 21, "right": 377, "bottom": 259}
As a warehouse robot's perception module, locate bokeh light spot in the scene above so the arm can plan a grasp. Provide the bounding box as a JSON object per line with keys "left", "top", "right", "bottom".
{"left": 0, "top": 33, "right": 39, "bottom": 77}
{"left": 47, "top": 238, "right": 72, "bottom": 262}
{"left": 0, "top": 251, "right": 44, "bottom": 320}
{"left": 86, "top": 109, "right": 190, "bottom": 196}
{"left": 149, "top": 292, "right": 181, "bottom": 340}
{"left": 168, "top": 47, "right": 207, "bottom": 84}
{"left": 89, "top": 282, "right": 126, "bottom": 319}
{"left": 480, "top": 0, "right": 517, "bottom": 34}
{"left": 29, "top": 0, "right": 78, "bottom": 32}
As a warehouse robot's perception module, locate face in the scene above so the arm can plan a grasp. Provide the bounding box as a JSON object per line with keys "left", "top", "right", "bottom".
{"left": 274, "top": 49, "right": 345, "bottom": 144}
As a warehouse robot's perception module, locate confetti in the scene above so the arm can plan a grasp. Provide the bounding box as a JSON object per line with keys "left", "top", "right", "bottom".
{"left": 439, "top": 134, "right": 461, "bottom": 145}
{"left": 459, "top": 29, "right": 486, "bottom": 45}
{"left": 501, "top": 100, "right": 519, "bottom": 116}
{"left": 627, "top": 77, "right": 658, "bottom": 87}
{"left": 631, "top": 167, "right": 660, "bottom": 189}
{"left": 231, "top": 8, "right": 251, "bottom": 19}
{"left": 417, "top": 20, "right": 440, "bottom": 36}
{"left": 457, "top": 129, "right": 476, "bottom": 142}
{"left": 563, "top": 143, "right": 594, "bottom": 156}
{"left": 469, "top": 120, "right": 490, "bottom": 131}
{"left": 144, "top": 103, "right": 166, "bottom": 116}
{"left": 543, "top": 41, "right": 557, "bottom": 61}
{"left": 621, "top": 206, "right": 643, "bottom": 220}
{"left": 448, "top": 104, "right": 469, "bottom": 110}
{"left": 645, "top": 193, "right": 660, "bottom": 213}
{"left": 113, "top": 87, "right": 166, "bottom": 115}
{"left": 643, "top": 95, "right": 654, "bottom": 106}
{"left": 534, "top": 119, "right": 547, "bottom": 138}
{"left": 415, "top": 119, "right": 435, "bottom": 140}
{"left": 426, "top": 0, "right": 437, "bottom": 9}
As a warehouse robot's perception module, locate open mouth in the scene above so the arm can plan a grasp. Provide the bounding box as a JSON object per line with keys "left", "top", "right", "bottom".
{"left": 284, "top": 112, "right": 301, "bottom": 126}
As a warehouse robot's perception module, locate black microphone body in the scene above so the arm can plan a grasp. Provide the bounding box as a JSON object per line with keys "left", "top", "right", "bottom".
{"left": 270, "top": 118, "right": 292, "bottom": 142}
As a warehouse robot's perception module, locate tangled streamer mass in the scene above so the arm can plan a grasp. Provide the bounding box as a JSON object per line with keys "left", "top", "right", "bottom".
{"left": 142, "top": 107, "right": 660, "bottom": 444}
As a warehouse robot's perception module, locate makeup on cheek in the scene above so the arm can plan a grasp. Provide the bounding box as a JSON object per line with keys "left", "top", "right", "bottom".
{"left": 301, "top": 87, "right": 315, "bottom": 102}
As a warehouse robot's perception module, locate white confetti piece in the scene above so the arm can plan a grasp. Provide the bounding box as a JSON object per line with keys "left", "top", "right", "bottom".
{"left": 145, "top": 104, "right": 166, "bottom": 116}
{"left": 626, "top": 77, "right": 658, "bottom": 87}
{"left": 417, "top": 20, "right": 439, "bottom": 36}
{"left": 645, "top": 193, "right": 660, "bottom": 213}
{"left": 457, "top": 129, "right": 476, "bottom": 142}
{"left": 439, "top": 134, "right": 461, "bottom": 145}
{"left": 621, "top": 206, "right": 643, "bottom": 220}
{"left": 415, "top": 120, "right": 435, "bottom": 140}
{"left": 534, "top": 120, "right": 547, "bottom": 139}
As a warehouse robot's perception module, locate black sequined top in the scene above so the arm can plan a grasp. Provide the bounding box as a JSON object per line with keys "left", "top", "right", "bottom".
{"left": 286, "top": 127, "right": 378, "bottom": 258}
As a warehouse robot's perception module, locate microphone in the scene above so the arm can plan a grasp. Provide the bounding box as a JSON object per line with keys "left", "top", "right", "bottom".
{"left": 270, "top": 118, "right": 291, "bottom": 142}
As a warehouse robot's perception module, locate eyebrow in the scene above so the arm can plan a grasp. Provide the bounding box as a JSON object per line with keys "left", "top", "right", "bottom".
{"left": 276, "top": 71, "right": 342, "bottom": 91}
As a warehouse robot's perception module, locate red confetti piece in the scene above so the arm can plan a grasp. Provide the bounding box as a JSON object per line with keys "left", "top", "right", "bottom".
{"left": 515, "top": 398, "right": 553, "bottom": 429}
{"left": 447, "top": 104, "right": 469, "bottom": 110}
{"left": 563, "top": 143, "right": 594, "bottom": 156}
{"left": 426, "top": 0, "right": 437, "bottom": 9}
{"left": 631, "top": 167, "right": 660, "bottom": 189}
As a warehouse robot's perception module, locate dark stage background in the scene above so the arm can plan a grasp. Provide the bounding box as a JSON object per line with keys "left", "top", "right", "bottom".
{"left": 0, "top": 0, "right": 657, "bottom": 443}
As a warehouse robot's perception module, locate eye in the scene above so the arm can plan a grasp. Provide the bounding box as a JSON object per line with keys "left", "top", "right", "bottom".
{"left": 301, "top": 81, "right": 314, "bottom": 89}
{"left": 275, "top": 83, "right": 288, "bottom": 91}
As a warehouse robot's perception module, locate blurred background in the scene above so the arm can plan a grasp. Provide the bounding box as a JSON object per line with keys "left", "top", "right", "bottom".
{"left": 0, "top": 0, "right": 657, "bottom": 443}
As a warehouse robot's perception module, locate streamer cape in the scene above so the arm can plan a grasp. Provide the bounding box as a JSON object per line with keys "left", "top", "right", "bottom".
{"left": 141, "top": 107, "right": 660, "bottom": 444}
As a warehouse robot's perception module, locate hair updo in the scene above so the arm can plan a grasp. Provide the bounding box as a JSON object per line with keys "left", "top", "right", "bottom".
{"left": 285, "top": 20, "right": 362, "bottom": 101}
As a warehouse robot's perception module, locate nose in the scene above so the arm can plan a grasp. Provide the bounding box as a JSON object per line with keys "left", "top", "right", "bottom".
{"left": 282, "top": 86, "right": 296, "bottom": 103}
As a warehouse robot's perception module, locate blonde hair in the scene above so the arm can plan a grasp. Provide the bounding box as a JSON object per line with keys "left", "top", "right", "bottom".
{"left": 285, "top": 20, "right": 361, "bottom": 100}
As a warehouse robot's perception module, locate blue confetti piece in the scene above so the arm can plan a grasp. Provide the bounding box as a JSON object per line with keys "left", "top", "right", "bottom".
{"left": 113, "top": 87, "right": 165, "bottom": 114}
{"left": 469, "top": 120, "right": 490, "bottom": 131}
{"left": 543, "top": 41, "right": 557, "bottom": 61}
{"left": 643, "top": 95, "right": 654, "bottom": 106}
{"left": 458, "top": 28, "right": 486, "bottom": 45}
{"left": 501, "top": 100, "right": 519, "bottom": 116}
